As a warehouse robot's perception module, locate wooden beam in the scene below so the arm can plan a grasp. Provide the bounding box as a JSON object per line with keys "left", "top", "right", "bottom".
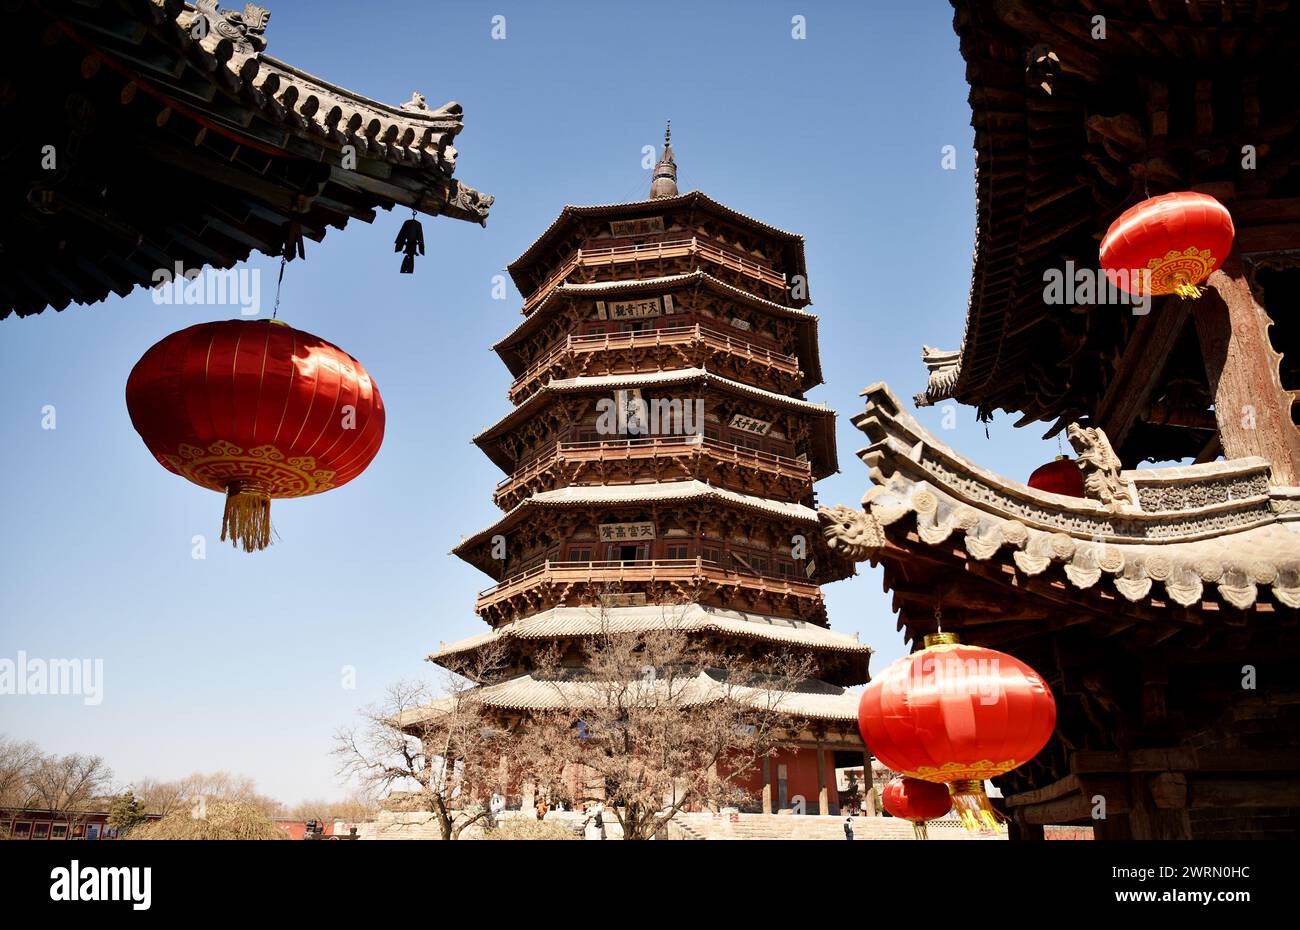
{"left": 1094, "top": 296, "right": 1191, "bottom": 449}
{"left": 1196, "top": 254, "right": 1300, "bottom": 484}
{"left": 1071, "top": 748, "right": 1300, "bottom": 774}
{"left": 1189, "top": 778, "right": 1300, "bottom": 809}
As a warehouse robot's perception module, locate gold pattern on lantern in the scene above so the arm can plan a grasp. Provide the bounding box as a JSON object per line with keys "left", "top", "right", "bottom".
{"left": 161, "top": 441, "right": 337, "bottom": 497}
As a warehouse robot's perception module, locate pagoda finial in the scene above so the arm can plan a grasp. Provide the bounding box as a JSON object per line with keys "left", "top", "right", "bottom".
{"left": 649, "top": 121, "right": 678, "bottom": 199}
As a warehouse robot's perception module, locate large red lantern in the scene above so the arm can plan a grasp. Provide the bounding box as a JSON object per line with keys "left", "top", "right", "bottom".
{"left": 126, "top": 319, "right": 385, "bottom": 552}
{"left": 882, "top": 775, "right": 952, "bottom": 840}
{"left": 859, "top": 632, "right": 1056, "bottom": 831}
{"left": 1027, "top": 456, "right": 1084, "bottom": 497}
{"left": 1100, "top": 191, "right": 1234, "bottom": 299}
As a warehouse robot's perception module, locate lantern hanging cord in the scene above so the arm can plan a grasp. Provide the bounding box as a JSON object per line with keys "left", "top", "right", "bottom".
{"left": 272, "top": 256, "right": 286, "bottom": 321}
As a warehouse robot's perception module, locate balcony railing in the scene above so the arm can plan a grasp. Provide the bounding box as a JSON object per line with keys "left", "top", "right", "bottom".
{"left": 475, "top": 557, "right": 822, "bottom": 607}
{"left": 521, "top": 237, "right": 789, "bottom": 312}
{"left": 507, "top": 323, "right": 803, "bottom": 401}
{"left": 492, "top": 434, "right": 813, "bottom": 505}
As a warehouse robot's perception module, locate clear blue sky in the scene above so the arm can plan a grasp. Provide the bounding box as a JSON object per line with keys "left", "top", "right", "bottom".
{"left": 0, "top": 0, "right": 1066, "bottom": 803}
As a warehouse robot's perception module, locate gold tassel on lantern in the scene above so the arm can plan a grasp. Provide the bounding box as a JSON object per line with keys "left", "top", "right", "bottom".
{"left": 221, "top": 483, "right": 272, "bottom": 552}
{"left": 1171, "top": 271, "right": 1204, "bottom": 300}
{"left": 949, "top": 780, "right": 1006, "bottom": 833}
{"left": 913, "top": 821, "right": 930, "bottom": 840}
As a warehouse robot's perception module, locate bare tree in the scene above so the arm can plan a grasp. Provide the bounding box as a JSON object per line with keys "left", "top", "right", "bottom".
{"left": 25, "top": 752, "right": 112, "bottom": 824}
{"left": 133, "top": 771, "right": 279, "bottom": 818}
{"left": 132, "top": 777, "right": 189, "bottom": 818}
{"left": 0, "top": 736, "right": 42, "bottom": 809}
{"left": 282, "top": 793, "right": 376, "bottom": 824}
{"left": 518, "top": 613, "right": 816, "bottom": 840}
{"left": 335, "top": 643, "right": 516, "bottom": 840}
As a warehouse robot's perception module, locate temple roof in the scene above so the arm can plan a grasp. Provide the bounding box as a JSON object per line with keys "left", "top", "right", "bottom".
{"left": 492, "top": 271, "right": 824, "bottom": 388}
{"left": 826, "top": 382, "right": 1300, "bottom": 618}
{"left": 472, "top": 367, "right": 838, "bottom": 478}
{"left": 505, "top": 190, "right": 808, "bottom": 300}
{"left": 400, "top": 670, "right": 860, "bottom": 724}
{"left": 428, "top": 604, "right": 870, "bottom": 682}
{"left": 918, "top": 0, "right": 1300, "bottom": 434}
{"left": 4, "top": 0, "right": 491, "bottom": 318}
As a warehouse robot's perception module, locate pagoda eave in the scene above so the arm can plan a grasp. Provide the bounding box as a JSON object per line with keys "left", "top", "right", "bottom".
{"left": 5, "top": 0, "right": 492, "bottom": 318}
{"left": 506, "top": 190, "right": 809, "bottom": 302}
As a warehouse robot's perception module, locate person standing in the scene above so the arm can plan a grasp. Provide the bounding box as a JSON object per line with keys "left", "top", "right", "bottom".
{"left": 843, "top": 815, "right": 855, "bottom": 840}
{"left": 594, "top": 803, "right": 606, "bottom": 840}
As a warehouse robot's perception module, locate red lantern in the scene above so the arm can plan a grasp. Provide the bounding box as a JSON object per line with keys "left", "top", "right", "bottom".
{"left": 859, "top": 632, "right": 1056, "bottom": 831}
{"left": 882, "top": 775, "right": 952, "bottom": 840}
{"left": 1028, "top": 456, "right": 1084, "bottom": 497}
{"left": 1100, "top": 191, "right": 1234, "bottom": 299}
{"left": 126, "top": 319, "right": 385, "bottom": 551}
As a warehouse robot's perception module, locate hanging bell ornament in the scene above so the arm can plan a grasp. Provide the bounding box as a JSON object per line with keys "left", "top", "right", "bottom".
{"left": 394, "top": 214, "right": 425, "bottom": 274}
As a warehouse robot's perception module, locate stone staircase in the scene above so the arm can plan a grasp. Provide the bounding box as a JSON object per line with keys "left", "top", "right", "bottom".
{"left": 356, "top": 809, "right": 1004, "bottom": 840}
{"left": 671, "top": 812, "right": 1004, "bottom": 841}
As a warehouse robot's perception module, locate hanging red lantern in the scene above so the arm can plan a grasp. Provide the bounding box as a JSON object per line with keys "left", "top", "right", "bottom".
{"left": 881, "top": 775, "right": 952, "bottom": 840}
{"left": 858, "top": 631, "right": 1056, "bottom": 831}
{"left": 1100, "top": 191, "right": 1235, "bottom": 299}
{"left": 1028, "top": 456, "right": 1084, "bottom": 497}
{"left": 126, "top": 319, "right": 385, "bottom": 552}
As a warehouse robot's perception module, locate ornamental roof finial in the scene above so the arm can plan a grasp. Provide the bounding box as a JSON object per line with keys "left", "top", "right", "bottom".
{"left": 649, "top": 121, "right": 678, "bottom": 199}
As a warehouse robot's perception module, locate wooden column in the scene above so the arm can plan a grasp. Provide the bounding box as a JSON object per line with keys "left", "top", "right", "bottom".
{"left": 1197, "top": 255, "right": 1300, "bottom": 484}
{"left": 1128, "top": 773, "right": 1192, "bottom": 840}
{"left": 761, "top": 757, "right": 772, "bottom": 814}
{"left": 816, "top": 741, "right": 829, "bottom": 816}
{"left": 861, "top": 751, "right": 876, "bottom": 815}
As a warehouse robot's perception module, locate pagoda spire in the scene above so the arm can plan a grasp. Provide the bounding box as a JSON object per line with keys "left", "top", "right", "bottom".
{"left": 649, "top": 121, "right": 679, "bottom": 199}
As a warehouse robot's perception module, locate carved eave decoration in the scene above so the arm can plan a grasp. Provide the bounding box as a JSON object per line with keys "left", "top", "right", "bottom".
{"left": 822, "top": 383, "right": 1300, "bottom": 612}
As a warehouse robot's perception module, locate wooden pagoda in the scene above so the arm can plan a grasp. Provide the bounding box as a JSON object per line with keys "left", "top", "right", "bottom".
{"left": 433, "top": 131, "right": 871, "bottom": 815}
{"left": 821, "top": 0, "right": 1300, "bottom": 839}
{"left": 2, "top": 0, "right": 492, "bottom": 319}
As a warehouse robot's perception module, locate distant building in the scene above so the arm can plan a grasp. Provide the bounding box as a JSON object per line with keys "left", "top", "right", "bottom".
{"left": 1, "top": 807, "right": 160, "bottom": 840}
